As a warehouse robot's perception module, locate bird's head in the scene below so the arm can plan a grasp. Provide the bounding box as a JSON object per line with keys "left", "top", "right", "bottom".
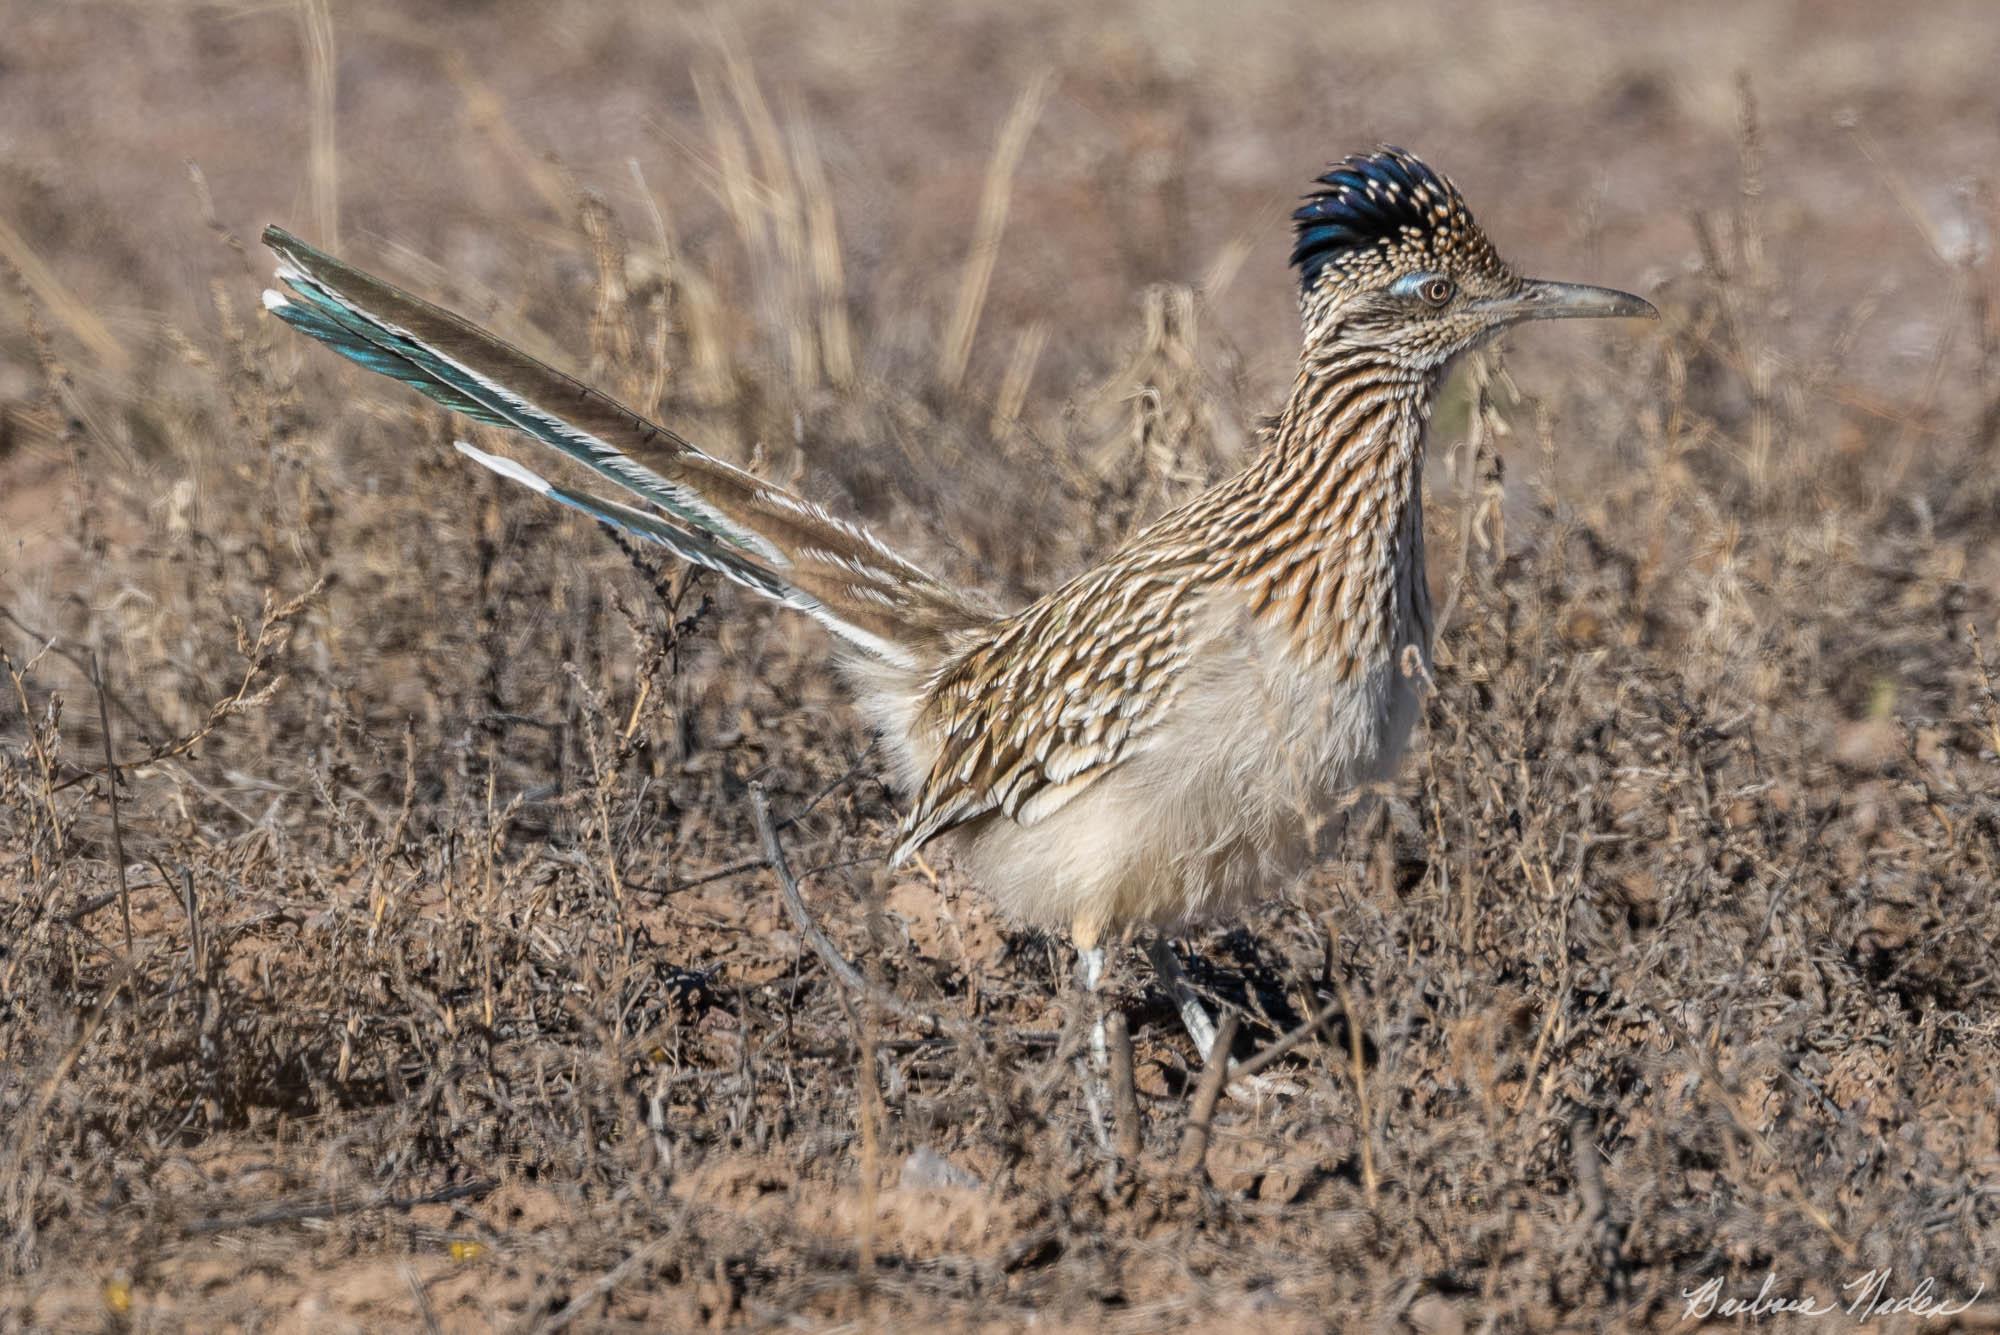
{"left": 1291, "top": 147, "right": 1655, "bottom": 370}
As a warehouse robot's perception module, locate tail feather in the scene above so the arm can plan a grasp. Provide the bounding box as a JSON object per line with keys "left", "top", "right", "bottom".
{"left": 261, "top": 226, "right": 984, "bottom": 667}
{"left": 452, "top": 440, "right": 922, "bottom": 662}
{"left": 259, "top": 286, "right": 515, "bottom": 430}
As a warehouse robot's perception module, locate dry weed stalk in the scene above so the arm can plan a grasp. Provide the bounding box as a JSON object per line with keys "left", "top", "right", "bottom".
{"left": 939, "top": 69, "right": 1051, "bottom": 390}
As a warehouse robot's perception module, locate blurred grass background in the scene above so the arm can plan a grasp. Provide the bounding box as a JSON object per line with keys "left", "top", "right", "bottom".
{"left": 3, "top": 0, "right": 1998, "bottom": 1328}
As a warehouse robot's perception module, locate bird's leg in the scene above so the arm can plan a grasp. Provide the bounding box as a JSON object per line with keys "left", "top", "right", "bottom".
{"left": 1078, "top": 941, "right": 1109, "bottom": 1072}
{"left": 1072, "top": 919, "right": 1113, "bottom": 1150}
{"left": 1146, "top": 936, "right": 1220, "bottom": 1064}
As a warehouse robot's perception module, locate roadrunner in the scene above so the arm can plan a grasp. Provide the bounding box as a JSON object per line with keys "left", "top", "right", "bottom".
{"left": 262, "top": 147, "right": 1653, "bottom": 1060}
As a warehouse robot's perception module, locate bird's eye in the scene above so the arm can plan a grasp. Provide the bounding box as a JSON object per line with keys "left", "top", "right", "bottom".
{"left": 1418, "top": 276, "right": 1454, "bottom": 306}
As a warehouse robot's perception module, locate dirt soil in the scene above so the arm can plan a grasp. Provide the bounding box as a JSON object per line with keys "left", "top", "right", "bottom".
{"left": 3, "top": 0, "right": 1999, "bottom": 1329}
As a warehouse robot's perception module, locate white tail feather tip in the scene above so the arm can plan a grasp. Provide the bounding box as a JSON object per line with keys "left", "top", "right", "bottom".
{"left": 454, "top": 440, "right": 554, "bottom": 496}
{"left": 260, "top": 288, "right": 290, "bottom": 312}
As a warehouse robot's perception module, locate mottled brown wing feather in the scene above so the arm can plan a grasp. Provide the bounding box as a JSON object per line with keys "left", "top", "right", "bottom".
{"left": 891, "top": 547, "right": 1202, "bottom": 863}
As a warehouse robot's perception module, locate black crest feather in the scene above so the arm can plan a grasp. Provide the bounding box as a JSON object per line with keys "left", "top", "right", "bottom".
{"left": 1291, "top": 147, "right": 1467, "bottom": 291}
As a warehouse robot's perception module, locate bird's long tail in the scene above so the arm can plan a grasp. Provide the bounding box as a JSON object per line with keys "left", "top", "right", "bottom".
{"left": 261, "top": 226, "right": 982, "bottom": 669}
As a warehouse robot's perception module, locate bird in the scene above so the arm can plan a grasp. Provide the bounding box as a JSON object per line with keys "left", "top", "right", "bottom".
{"left": 260, "top": 146, "right": 1654, "bottom": 1064}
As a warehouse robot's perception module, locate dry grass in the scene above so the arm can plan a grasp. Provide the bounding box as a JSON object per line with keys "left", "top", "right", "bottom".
{"left": 3, "top": 1, "right": 2000, "bottom": 1328}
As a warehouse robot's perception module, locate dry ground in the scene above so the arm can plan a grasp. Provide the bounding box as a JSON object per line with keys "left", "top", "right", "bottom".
{"left": 3, "top": 0, "right": 2000, "bottom": 1328}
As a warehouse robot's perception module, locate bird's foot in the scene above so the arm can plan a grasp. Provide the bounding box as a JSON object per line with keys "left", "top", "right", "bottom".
{"left": 1144, "top": 938, "right": 1303, "bottom": 1100}
{"left": 1145, "top": 937, "right": 1221, "bottom": 1063}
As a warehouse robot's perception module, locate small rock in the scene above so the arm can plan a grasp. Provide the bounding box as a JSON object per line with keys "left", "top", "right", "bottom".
{"left": 899, "top": 1146, "right": 981, "bottom": 1191}
{"left": 1406, "top": 1293, "right": 1465, "bottom": 1335}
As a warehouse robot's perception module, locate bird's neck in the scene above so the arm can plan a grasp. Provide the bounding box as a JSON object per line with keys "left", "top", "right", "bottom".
{"left": 1216, "top": 347, "right": 1438, "bottom": 674}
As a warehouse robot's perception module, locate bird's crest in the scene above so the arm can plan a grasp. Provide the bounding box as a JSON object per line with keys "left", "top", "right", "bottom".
{"left": 1291, "top": 147, "right": 1504, "bottom": 293}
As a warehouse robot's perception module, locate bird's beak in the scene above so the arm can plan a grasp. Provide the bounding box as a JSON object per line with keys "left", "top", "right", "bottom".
{"left": 1476, "top": 278, "right": 1658, "bottom": 325}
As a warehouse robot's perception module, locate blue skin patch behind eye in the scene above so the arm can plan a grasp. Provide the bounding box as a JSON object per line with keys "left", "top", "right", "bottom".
{"left": 1389, "top": 272, "right": 1449, "bottom": 301}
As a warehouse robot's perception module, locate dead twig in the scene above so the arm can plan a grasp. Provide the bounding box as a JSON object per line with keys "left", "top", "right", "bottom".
{"left": 53, "top": 580, "right": 323, "bottom": 793}
{"left": 90, "top": 650, "right": 134, "bottom": 957}
{"left": 527, "top": 1234, "right": 674, "bottom": 1335}
{"left": 1225, "top": 994, "right": 1345, "bottom": 1087}
{"left": 750, "top": 780, "right": 871, "bottom": 994}
{"left": 1107, "top": 1010, "right": 1142, "bottom": 1162}
{"left": 1175, "top": 1007, "right": 1240, "bottom": 1176}
{"left": 1334, "top": 972, "right": 1378, "bottom": 1209}
{"left": 841, "top": 986, "right": 883, "bottom": 1290}
{"left": 184, "top": 1179, "right": 497, "bottom": 1236}
{"left": 402, "top": 1262, "right": 444, "bottom": 1335}
{"left": 748, "top": 781, "right": 938, "bottom": 1035}
{"left": 1656, "top": 1013, "right": 1857, "bottom": 1261}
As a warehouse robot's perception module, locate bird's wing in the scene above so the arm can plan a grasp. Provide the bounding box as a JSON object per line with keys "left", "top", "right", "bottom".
{"left": 890, "top": 550, "right": 1200, "bottom": 864}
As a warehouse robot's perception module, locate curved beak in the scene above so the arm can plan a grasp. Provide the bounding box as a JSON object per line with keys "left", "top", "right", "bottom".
{"left": 1476, "top": 278, "right": 1658, "bottom": 325}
